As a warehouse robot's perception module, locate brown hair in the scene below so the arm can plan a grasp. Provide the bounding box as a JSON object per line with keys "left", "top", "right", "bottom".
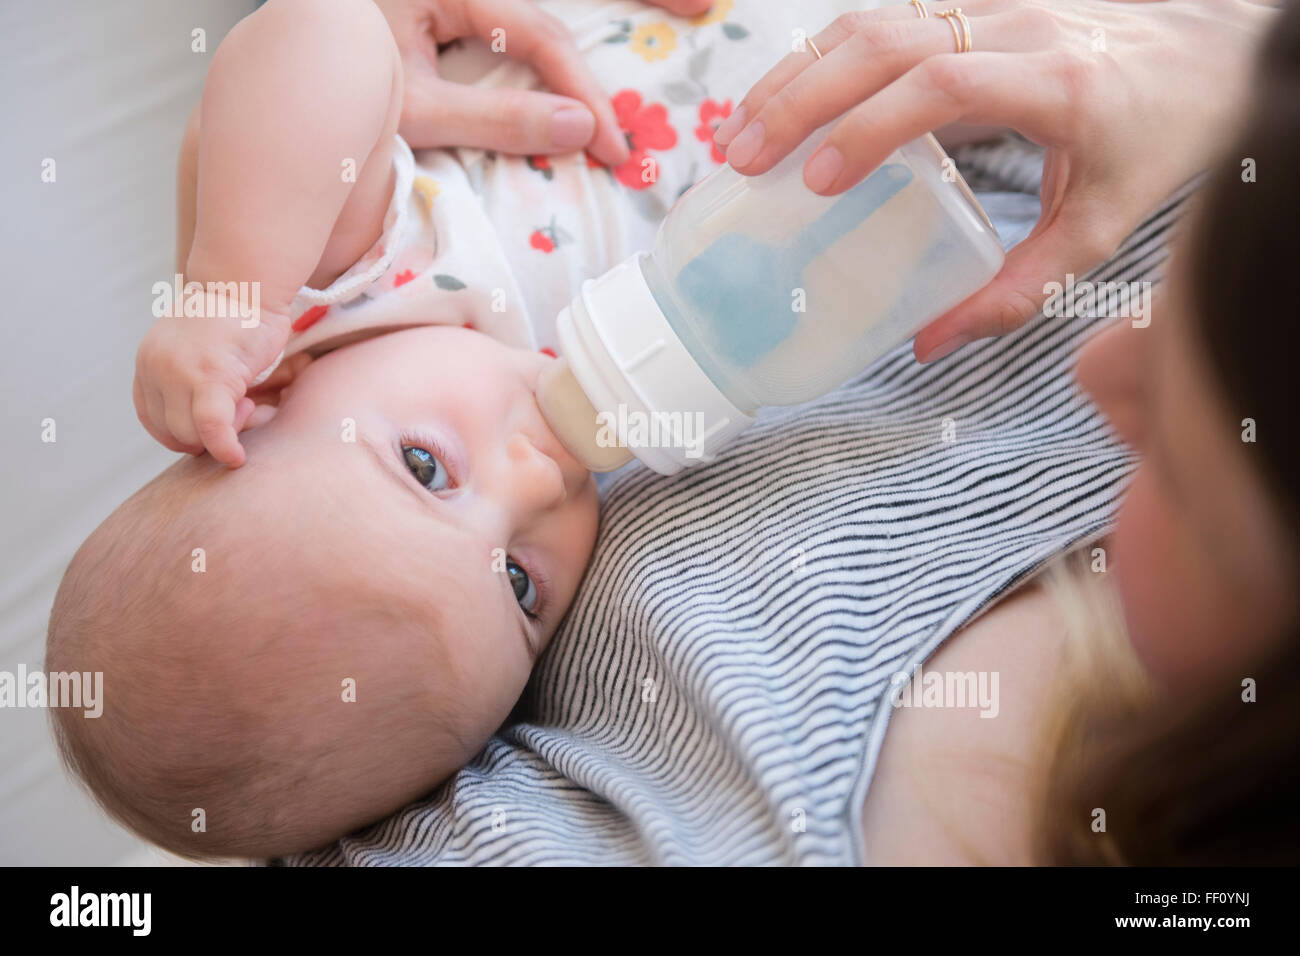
{"left": 46, "top": 446, "right": 460, "bottom": 859}
{"left": 1035, "top": 2, "right": 1300, "bottom": 865}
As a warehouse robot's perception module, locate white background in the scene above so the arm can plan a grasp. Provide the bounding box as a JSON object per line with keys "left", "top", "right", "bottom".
{"left": 0, "top": 0, "right": 256, "bottom": 865}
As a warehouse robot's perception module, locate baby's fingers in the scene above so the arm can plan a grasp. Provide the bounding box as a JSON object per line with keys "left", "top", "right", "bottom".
{"left": 241, "top": 402, "right": 279, "bottom": 431}
{"left": 233, "top": 396, "right": 257, "bottom": 432}
{"left": 191, "top": 384, "right": 247, "bottom": 468}
{"left": 246, "top": 351, "right": 311, "bottom": 394}
{"left": 135, "top": 377, "right": 201, "bottom": 455}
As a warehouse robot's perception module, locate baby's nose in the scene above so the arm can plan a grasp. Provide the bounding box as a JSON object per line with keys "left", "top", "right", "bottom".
{"left": 504, "top": 431, "right": 568, "bottom": 516}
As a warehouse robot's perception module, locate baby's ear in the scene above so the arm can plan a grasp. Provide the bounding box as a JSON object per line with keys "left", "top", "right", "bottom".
{"left": 241, "top": 352, "right": 313, "bottom": 431}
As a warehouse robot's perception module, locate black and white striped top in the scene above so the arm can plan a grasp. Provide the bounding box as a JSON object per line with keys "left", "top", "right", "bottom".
{"left": 287, "top": 141, "right": 1195, "bottom": 866}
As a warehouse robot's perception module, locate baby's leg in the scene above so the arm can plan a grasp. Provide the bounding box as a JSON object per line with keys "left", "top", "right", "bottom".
{"left": 182, "top": 0, "right": 403, "bottom": 317}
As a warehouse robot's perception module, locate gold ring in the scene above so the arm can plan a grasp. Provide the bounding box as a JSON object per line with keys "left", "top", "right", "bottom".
{"left": 909, "top": 0, "right": 929, "bottom": 18}
{"left": 807, "top": 37, "right": 824, "bottom": 60}
{"left": 937, "top": 8, "right": 972, "bottom": 53}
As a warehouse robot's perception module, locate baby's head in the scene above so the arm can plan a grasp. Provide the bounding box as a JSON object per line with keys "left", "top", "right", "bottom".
{"left": 47, "top": 326, "right": 599, "bottom": 857}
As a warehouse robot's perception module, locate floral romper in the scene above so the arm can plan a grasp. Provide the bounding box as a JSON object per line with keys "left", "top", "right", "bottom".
{"left": 266, "top": 0, "right": 840, "bottom": 372}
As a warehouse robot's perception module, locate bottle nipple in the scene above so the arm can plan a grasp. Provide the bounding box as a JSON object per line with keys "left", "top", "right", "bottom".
{"left": 536, "top": 357, "right": 633, "bottom": 473}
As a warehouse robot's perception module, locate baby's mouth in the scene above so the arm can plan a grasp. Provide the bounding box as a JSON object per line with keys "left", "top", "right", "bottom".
{"left": 535, "top": 358, "right": 633, "bottom": 473}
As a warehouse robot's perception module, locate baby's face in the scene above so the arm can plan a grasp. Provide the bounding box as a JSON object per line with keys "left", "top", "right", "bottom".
{"left": 266, "top": 325, "right": 599, "bottom": 743}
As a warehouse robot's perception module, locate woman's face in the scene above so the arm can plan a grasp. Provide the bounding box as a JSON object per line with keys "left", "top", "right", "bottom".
{"left": 1076, "top": 245, "right": 1297, "bottom": 688}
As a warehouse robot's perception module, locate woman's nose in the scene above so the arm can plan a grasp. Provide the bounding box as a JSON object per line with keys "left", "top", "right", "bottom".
{"left": 1076, "top": 319, "right": 1146, "bottom": 451}
{"left": 502, "top": 430, "right": 568, "bottom": 518}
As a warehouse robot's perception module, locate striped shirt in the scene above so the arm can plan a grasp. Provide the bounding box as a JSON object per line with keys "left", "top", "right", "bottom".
{"left": 286, "top": 139, "right": 1196, "bottom": 866}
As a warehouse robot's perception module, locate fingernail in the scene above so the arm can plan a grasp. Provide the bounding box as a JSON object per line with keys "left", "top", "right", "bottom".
{"left": 608, "top": 130, "right": 631, "bottom": 165}
{"left": 921, "top": 333, "right": 972, "bottom": 363}
{"left": 725, "top": 119, "right": 765, "bottom": 168}
{"left": 803, "top": 145, "right": 843, "bottom": 193}
{"left": 713, "top": 104, "right": 747, "bottom": 147}
{"left": 550, "top": 107, "right": 595, "bottom": 149}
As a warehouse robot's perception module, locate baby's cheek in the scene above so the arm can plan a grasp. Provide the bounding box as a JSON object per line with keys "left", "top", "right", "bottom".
{"left": 554, "top": 489, "right": 601, "bottom": 601}
{"left": 458, "top": 626, "right": 536, "bottom": 718}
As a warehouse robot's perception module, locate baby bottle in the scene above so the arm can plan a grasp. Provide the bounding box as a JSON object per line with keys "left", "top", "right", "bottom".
{"left": 537, "top": 129, "right": 1004, "bottom": 475}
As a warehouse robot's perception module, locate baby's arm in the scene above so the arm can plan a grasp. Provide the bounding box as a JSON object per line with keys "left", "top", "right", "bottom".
{"left": 136, "top": 0, "right": 403, "bottom": 466}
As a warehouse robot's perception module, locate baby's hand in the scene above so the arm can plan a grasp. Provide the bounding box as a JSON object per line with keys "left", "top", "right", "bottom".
{"left": 133, "top": 290, "right": 291, "bottom": 467}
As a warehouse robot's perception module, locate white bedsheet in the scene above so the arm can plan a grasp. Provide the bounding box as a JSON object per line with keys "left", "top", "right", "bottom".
{"left": 0, "top": 0, "right": 257, "bottom": 866}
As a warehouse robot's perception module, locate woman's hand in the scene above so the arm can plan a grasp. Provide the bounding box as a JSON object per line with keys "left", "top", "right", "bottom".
{"left": 373, "top": 0, "right": 713, "bottom": 167}
{"left": 712, "top": 0, "right": 1276, "bottom": 361}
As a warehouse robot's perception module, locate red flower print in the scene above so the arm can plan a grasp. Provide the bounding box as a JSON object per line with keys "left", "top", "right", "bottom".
{"left": 527, "top": 155, "right": 554, "bottom": 180}
{"left": 393, "top": 269, "right": 416, "bottom": 288}
{"left": 292, "top": 304, "right": 329, "bottom": 333}
{"left": 696, "top": 99, "right": 732, "bottom": 164}
{"left": 539, "top": 347, "right": 557, "bottom": 359}
{"left": 529, "top": 217, "right": 572, "bottom": 254}
{"left": 610, "top": 89, "right": 677, "bottom": 190}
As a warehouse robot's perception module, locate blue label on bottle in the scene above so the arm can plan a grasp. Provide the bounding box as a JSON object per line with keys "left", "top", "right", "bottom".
{"left": 675, "top": 162, "right": 914, "bottom": 368}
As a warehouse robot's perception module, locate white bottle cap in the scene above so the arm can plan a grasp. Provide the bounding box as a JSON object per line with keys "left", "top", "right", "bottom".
{"left": 549, "top": 253, "right": 756, "bottom": 476}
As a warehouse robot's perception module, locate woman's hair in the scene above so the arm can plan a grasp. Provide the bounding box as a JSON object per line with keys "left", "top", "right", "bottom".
{"left": 1035, "top": 2, "right": 1300, "bottom": 865}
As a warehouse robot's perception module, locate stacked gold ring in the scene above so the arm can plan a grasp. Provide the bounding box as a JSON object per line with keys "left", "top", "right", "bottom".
{"left": 937, "top": 8, "right": 972, "bottom": 53}
{"left": 909, "top": 0, "right": 929, "bottom": 18}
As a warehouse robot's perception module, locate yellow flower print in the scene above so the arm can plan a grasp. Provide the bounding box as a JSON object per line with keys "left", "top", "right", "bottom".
{"left": 413, "top": 175, "right": 441, "bottom": 209}
{"left": 629, "top": 22, "right": 677, "bottom": 63}
{"left": 689, "top": 0, "right": 733, "bottom": 27}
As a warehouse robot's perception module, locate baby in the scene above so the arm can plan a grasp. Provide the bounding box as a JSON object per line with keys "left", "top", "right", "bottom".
{"left": 47, "top": 0, "right": 805, "bottom": 857}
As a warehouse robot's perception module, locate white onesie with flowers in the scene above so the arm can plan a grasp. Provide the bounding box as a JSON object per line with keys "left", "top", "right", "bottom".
{"left": 261, "top": 0, "right": 837, "bottom": 377}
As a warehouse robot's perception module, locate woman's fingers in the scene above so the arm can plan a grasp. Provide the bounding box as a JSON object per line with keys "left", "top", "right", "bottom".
{"left": 721, "top": 2, "right": 1051, "bottom": 176}
{"left": 801, "top": 51, "right": 1070, "bottom": 194}
{"left": 394, "top": 0, "right": 628, "bottom": 163}
{"left": 723, "top": 16, "right": 982, "bottom": 172}
{"left": 777, "top": 44, "right": 1123, "bottom": 360}
{"left": 912, "top": 195, "right": 1131, "bottom": 361}
{"left": 714, "top": 7, "right": 932, "bottom": 149}
{"left": 455, "top": 0, "right": 629, "bottom": 164}
{"left": 406, "top": 81, "right": 604, "bottom": 157}
{"left": 817, "top": 47, "right": 1117, "bottom": 359}
{"left": 642, "top": 0, "right": 715, "bottom": 15}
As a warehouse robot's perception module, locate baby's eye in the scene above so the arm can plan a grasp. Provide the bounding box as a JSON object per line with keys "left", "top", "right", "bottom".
{"left": 507, "top": 560, "right": 538, "bottom": 614}
{"left": 402, "top": 445, "right": 450, "bottom": 492}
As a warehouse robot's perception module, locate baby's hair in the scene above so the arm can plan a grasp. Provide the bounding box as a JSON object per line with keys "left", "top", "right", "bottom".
{"left": 46, "top": 445, "right": 461, "bottom": 859}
